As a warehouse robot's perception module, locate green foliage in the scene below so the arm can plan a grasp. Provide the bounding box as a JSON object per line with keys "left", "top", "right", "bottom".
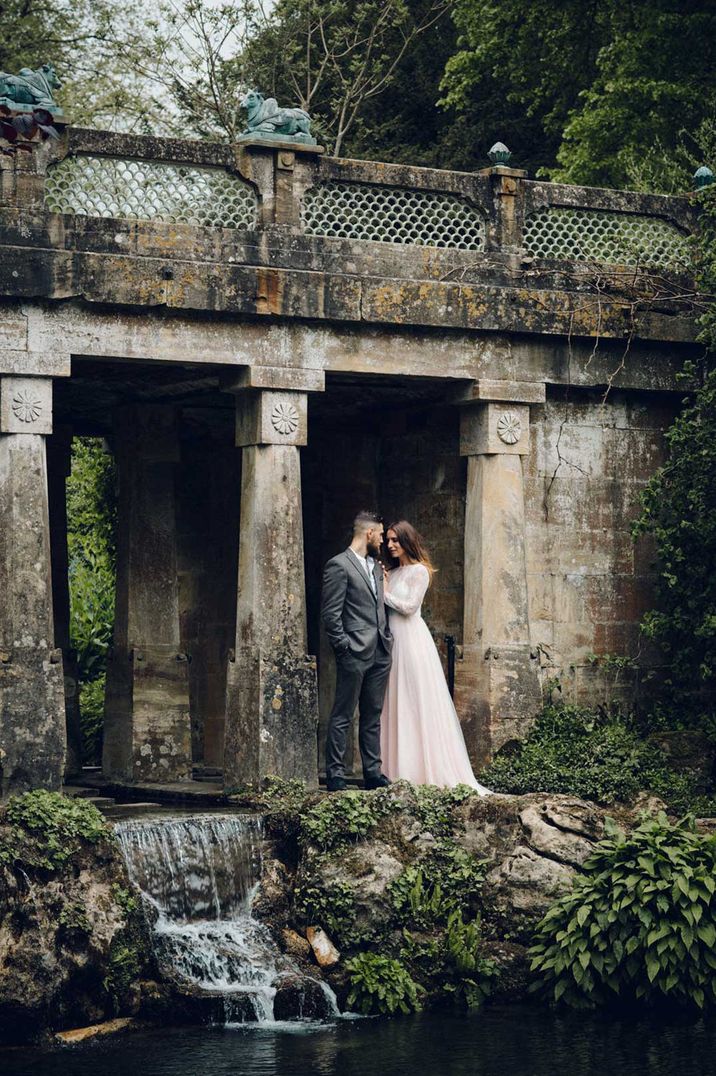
{"left": 443, "top": 0, "right": 716, "bottom": 191}
{"left": 0, "top": 791, "right": 108, "bottom": 872}
{"left": 480, "top": 696, "right": 715, "bottom": 814}
{"left": 631, "top": 192, "right": 716, "bottom": 725}
{"left": 400, "top": 912, "right": 497, "bottom": 1009}
{"left": 294, "top": 870, "right": 361, "bottom": 946}
{"left": 389, "top": 844, "right": 487, "bottom": 928}
{"left": 103, "top": 940, "right": 141, "bottom": 1013}
{"left": 410, "top": 782, "right": 476, "bottom": 837}
{"left": 58, "top": 902, "right": 92, "bottom": 937}
{"left": 345, "top": 952, "right": 422, "bottom": 1015}
{"left": 551, "top": 3, "right": 716, "bottom": 190}
{"left": 300, "top": 787, "right": 401, "bottom": 850}
{"left": 112, "top": 884, "right": 139, "bottom": 918}
{"left": 530, "top": 814, "right": 716, "bottom": 1009}
{"left": 67, "top": 438, "right": 117, "bottom": 763}
{"left": 80, "top": 675, "right": 106, "bottom": 768}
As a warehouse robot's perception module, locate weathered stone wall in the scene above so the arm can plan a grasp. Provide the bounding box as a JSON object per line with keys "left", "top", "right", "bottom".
{"left": 524, "top": 386, "right": 679, "bottom": 702}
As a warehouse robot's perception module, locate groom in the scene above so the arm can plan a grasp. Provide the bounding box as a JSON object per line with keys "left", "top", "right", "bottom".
{"left": 322, "top": 511, "right": 393, "bottom": 792}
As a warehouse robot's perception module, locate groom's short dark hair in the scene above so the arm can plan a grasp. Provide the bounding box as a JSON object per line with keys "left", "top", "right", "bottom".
{"left": 353, "top": 510, "right": 382, "bottom": 534}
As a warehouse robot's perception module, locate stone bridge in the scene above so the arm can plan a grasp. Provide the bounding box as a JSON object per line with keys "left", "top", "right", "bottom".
{"left": 0, "top": 126, "right": 701, "bottom": 797}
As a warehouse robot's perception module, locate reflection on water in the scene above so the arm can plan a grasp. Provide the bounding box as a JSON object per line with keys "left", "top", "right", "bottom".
{"left": 2, "top": 1007, "right": 714, "bottom": 1076}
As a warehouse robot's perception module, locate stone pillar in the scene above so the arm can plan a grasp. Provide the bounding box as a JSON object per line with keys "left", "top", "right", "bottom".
{"left": 0, "top": 377, "right": 66, "bottom": 798}
{"left": 455, "top": 381, "right": 545, "bottom": 767}
{"left": 223, "top": 376, "right": 320, "bottom": 789}
{"left": 47, "top": 426, "right": 83, "bottom": 779}
{"left": 103, "top": 405, "right": 192, "bottom": 783}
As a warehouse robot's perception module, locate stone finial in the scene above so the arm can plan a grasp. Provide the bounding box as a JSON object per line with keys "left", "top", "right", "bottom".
{"left": 0, "top": 63, "right": 64, "bottom": 117}
{"left": 693, "top": 165, "right": 714, "bottom": 190}
{"left": 239, "top": 90, "right": 316, "bottom": 145}
{"left": 488, "top": 142, "right": 512, "bottom": 166}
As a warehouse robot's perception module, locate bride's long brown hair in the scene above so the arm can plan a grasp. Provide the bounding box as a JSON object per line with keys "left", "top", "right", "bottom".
{"left": 384, "top": 520, "right": 436, "bottom": 581}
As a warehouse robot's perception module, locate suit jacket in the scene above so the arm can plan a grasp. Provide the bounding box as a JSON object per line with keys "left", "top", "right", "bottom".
{"left": 321, "top": 549, "right": 393, "bottom": 662}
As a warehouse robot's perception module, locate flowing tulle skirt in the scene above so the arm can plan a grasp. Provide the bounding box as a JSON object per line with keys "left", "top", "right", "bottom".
{"left": 380, "top": 612, "right": 490, "bottom": 793}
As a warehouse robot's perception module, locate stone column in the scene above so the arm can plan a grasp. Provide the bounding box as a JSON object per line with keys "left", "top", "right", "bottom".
{"left": 103, "top": 405, "right": 192, "bottom": 783}
{"left": 223, "top": 373, "right": 320, "bottom": 789}
{"left": 454, "top": 380, "right": 545, "bottom": 767}
{"left": 0, "top": 377, "right": 66, "bottom": 798}
{"left": 47, "top": 426, "right": 83, "bottom": 779}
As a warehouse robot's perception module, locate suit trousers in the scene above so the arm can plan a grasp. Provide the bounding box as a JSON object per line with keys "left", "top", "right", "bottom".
{"left": 325, "top": 643, "right": 392, "bottom": 782}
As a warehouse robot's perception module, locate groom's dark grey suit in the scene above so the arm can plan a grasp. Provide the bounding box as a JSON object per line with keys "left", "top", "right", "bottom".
{"left": 322, "top": 549, "right": 393, "bottom": 783}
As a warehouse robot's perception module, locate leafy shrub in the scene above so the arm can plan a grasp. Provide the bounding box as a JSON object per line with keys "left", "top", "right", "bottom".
{"left": 529, "top": 814, "right": 716, "bottom": 1009}
{"left": 0, "top": 790, "right": 108, "bottom": 871}
{"left": 389, "top": 844, "right": 487, "bottom": 928}
{"left": 300, "top": 787, "right": 401, "bottom": 850}
{"left": 410, "top": 782, "right": 477, "bottom": 837}
{"left": 401, "top": 912, "right": 497, "bottom": 1009}
{"left": 67, "top": 438, "right": 117, "bottom": 762}
{"left": 80, "top": 674, "right": 106, "bottom": 766}
{"left": 481, "top": 696, "right": 715, "bottom": 813}
{"left": 345, "top": 952, "right": 422, "bottom": 1015}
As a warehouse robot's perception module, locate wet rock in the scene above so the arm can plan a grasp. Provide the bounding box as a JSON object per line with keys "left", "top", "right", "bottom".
{"left": 632, "top": 790, "right": 669, "bottom": 816}
{"left": 306, "top": 926, "right": 340, "bottom": 968}
{"left": 481, "top": 941, "right": 531, "bottom": 1003}
{"left": 281, "top": 927, "right": 312, "bottom": 961}
{"left": 252, "top": 856, "right": 292, "bottom": 921}
{"left": 0, "top": 817, "right": 149, "bottom": 1045}
{"left": 273, "top": 974, "right": 334, "bottom": 1021}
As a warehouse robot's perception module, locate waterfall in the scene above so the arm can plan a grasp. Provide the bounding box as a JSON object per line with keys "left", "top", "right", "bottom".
{"left": 115, "top": 813, "right": 338, "bottom": 1025}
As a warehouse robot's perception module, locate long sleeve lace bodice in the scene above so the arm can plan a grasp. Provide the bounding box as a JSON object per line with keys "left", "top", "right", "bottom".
{"left": 384, "top": 563, "right": 430, "bottom": 617}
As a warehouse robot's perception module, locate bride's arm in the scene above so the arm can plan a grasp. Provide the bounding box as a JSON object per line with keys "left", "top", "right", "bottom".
{"left": 383, "top": 565, "right": 430, "bottom": 616}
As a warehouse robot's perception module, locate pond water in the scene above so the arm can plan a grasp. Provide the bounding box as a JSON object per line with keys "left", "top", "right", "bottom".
{"left": 2, "top": 1007, "right": 713, "bottom": 1076}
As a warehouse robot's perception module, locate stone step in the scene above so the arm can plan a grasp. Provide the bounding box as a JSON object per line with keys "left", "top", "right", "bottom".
{"left": 62, "top": 786, "right": 99, "bottom": 799}
{"left": 103, "top": 802, "right": 162, "bottom": 818}
{"left": 84, "top": 796, "right": 116, "bottom": 808}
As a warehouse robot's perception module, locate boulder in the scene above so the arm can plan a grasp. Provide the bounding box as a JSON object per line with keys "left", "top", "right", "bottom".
{"left": 0, "top": 816, "right": 149, "bottom": 1044}
{"left": 273, "top": 974, "right": 335, "bottom": 1021}
{"left": 281, "top": 928, "right": 312, "bottom": 961}
{"left": 306, "top": 926, "right": 339, "bottom": 968}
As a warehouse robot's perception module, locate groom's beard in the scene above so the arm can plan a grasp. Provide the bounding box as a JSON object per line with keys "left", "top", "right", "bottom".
{"left": 367, "top": 539, "right": 382, "bottom": 559}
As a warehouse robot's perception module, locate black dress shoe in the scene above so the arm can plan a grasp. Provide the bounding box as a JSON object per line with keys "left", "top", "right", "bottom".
{"left": 364, "top": 774, "right": 392, "bottom": 790}
{"left": 326, "top": 778, "right": 348, "bottom": 792}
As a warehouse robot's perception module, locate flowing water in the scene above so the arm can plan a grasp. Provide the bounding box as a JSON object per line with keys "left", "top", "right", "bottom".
{"left": 115, "top": 813, "right": 337, "bottom": 1024}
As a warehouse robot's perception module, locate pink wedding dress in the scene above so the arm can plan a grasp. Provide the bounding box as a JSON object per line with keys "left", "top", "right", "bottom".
{"left": 380, "top": 563, "right": 490, "bottom": 793}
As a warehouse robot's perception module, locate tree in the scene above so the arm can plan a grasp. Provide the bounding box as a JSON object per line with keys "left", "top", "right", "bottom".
{"left": 441, "top": 0, "right": 610, "bottom": 178}
{"left": 441, "top": 0, "right": 716, "bottom": 192}
{"left": 240, "top": 0, "right": 452, "bottom": 155}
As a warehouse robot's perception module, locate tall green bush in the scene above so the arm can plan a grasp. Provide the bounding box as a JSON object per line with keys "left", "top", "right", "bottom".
{"left": 632, "top": 187, "right": 716, "bottom": 728}
{"left": 480, "top": 696, "right": 714, "bottom": 814}
{"left": 529, "top": 814, "right": 716, "bottom": 1009}
{"left": 66, "top": 438, "right": 117, "bottom": 763}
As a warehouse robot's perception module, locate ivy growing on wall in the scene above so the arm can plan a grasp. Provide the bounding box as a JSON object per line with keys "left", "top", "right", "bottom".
{"left": 632, "top": 187, "right": 716, "bottom": 729}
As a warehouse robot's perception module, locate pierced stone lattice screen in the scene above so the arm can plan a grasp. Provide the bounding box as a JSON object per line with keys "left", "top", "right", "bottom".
{"left": 44, "top": 155, "right": 257, "bottom": 229}
{"left": 524, "top": 207, "right": 690, "bottom": 268}
{"left": 301, "top": 181, "right": 485, "bottom": 250}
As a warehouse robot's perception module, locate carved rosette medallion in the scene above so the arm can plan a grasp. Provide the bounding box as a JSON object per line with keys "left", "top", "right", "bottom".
{"left": 496, "top": 410, "right": 522, "bottom": 445}
{"left": 271, "top": 401, "right": 299, "bottom": 436}
{"left": 11, "top": 389, "right": 43, "bottom": 424}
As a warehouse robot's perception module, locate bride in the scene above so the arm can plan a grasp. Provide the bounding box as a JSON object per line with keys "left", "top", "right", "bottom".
{"left": 380, "top": 521, "right": 490, "bottom": 794}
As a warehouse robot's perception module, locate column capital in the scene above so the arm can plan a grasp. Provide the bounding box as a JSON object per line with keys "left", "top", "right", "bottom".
{"left": 460, "top": 400, "right": 530, "bottom": 456}
{"left": 453, "top": 378, "right": 545, "bottom": 405}
{"left": 235, "top": 388, "right": 308, "bottom": 447}
{"left": 221, "top": 366, "right": 325, "bottom": 393}
{"left": 0, "top": 375, "right": 53, "bottom": 434}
